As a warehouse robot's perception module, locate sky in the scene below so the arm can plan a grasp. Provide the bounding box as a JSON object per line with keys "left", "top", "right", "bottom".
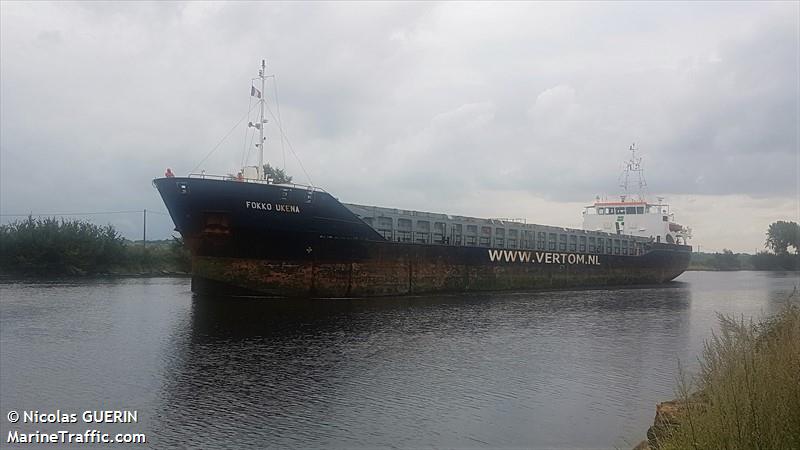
{"left": 1, "top": 1, "right": 798, "bottom": 253}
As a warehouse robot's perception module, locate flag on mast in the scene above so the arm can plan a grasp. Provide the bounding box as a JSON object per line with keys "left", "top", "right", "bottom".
{"left": 250, "top": 86, "right": 262, "bottom": 99}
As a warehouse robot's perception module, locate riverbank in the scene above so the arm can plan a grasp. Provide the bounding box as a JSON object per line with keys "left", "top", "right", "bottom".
{"left": 634, "top": 293, "right": 800, "bottom": 449}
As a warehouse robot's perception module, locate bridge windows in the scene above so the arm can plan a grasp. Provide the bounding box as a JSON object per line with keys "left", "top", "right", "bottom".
{"left": 613, "top": 239, "right": 621, "bottom": 255}
{"left": 622, "top": 240, "right": 629, "bottom": 255}
{"left": 579, "top": 236, "right": 587, "bottom": 252}
{"left": 594, "top": 205, "right": 647, "bottom": 215}
{"left": 588, "top": 237, "right": 595, "bottom": 253}
{"left": 568, "top": 235, "right": 577, "bottom": 252}
{"left": 548, "top": 233, "right": 557, "bottom": 251}
{"left": 537, "top": 232, "right": 546, "bottom": 250}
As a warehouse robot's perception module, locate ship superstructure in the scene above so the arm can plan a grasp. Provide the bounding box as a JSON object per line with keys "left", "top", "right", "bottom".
{"left": 582, "top": 145, "right": 691, "bottom": 245}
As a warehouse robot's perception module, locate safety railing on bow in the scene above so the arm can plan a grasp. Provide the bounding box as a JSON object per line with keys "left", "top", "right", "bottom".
{"left": 184, "top": 173, "right": 327, "bottom": 193}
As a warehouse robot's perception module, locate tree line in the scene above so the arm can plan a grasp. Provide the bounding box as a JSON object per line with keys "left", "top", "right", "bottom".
{"left": 690, "top": 220, "right": 799, "bottom": 271}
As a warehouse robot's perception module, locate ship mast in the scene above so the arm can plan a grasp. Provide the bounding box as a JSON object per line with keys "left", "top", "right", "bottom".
{"left": 619, "top": 143, "right": 647, "bottom": 201}
{"left": 258, "top": 59, "right": 266, "bottom": 180}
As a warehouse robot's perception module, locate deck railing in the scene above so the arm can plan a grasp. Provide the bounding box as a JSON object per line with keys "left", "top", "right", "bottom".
{"left": 186, "top": 173, "right": 327, "bottom": 193}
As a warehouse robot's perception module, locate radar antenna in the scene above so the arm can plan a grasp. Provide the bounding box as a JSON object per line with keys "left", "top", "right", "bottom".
{"left": 618, "top": 143, "right": 647, "bottom": 200}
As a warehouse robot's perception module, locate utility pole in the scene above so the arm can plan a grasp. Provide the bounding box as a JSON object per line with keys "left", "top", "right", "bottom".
{"left": 143, "top": 209, "right": 147, "bottom": 249}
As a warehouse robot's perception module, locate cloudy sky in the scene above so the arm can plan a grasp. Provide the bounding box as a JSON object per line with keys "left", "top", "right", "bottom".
{"left": 1, "top": 1, "right": 798, "bottom": 253}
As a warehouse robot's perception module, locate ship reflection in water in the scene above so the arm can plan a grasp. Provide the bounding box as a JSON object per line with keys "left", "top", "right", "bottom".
{"left": 152, "top": 284, "right": 696, "bottom": 449}
{"left": 1, "top": 272, "right": 794, "bottom": 449}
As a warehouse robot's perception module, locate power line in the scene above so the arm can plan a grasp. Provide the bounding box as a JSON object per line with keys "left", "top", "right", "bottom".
{"left": 192, "top": 100, "right": 262, "bottom": 174}
{"left": 0, "top": 210, "right": 169, "bottom": 217}
{"left": 263, "top": 99, "right": 314, "bottom": 187}
{"left": 272, "top": 75, "right": 287, "bottom": 172}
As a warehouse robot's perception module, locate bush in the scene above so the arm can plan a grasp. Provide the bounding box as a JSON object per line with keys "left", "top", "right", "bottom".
{"left": 751, "top": 251, "right": 800, "bottom": 271}
{"left": 0, "top": 217, "right": 190, "bottom": 276}
{"left": 0, "top": 217, "right": 126, "bottom": 275}
{"left": 712, "top": 249, "right": 741, "bottom": 270}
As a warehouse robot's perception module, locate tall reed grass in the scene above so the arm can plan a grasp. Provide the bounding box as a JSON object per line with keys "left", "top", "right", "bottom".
{"left": 654, "top": 293, "right": 800, "bottom": 449}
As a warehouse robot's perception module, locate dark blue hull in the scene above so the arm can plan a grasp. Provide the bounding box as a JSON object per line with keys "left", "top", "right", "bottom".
{"left": 154, "top": 177, "right": 692, "bottom": 297}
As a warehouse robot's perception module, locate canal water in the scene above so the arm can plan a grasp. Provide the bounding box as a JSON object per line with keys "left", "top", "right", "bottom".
{"left": 1, "top": 271, "right": 796, "bottom": 449}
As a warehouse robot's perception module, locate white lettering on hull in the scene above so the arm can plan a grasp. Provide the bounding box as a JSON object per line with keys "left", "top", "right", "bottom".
{"left": 488, "top": 250, "right": 602, "bottom": 266}
{"left": 245, "top": 201, "right": 301, "bottom": 214}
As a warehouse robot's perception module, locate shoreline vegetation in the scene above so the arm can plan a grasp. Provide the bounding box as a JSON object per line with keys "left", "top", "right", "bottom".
{"left": 688, "top": 220, "right": 799, "bottom": 271}
{"left": 688, "top": 250, "right": 799, "bottom": 271}
{"left": 0, "top": 217, "right": 190, "bottom": 277}
{"left": 634, "top": 291, "right": 800, "bottom": 450}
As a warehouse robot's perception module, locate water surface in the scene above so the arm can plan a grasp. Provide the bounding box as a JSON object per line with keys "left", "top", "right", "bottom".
{"left": 1, "top": 271, "right": 796, "bottom": 449}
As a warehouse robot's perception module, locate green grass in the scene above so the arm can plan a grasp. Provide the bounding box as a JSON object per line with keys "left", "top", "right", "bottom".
{"left": 652, "top": 294, "right": 800, "bottom": 449}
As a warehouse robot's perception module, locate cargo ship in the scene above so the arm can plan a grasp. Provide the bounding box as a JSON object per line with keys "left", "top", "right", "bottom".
{"left": 154, "top": 61, "right": 692, "bottom": 298}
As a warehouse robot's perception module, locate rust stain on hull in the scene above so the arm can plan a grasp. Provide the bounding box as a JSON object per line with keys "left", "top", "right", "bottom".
{"left": 192, "top": 248, "right": 690, "bottom": 298}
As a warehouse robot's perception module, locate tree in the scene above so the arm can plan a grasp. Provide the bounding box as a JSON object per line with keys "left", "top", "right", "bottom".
{"left": 262, "top": 164, "right": 292, "bottom": 184}
{"left": 765, "top": 221, "right": 800, "bottom": 255}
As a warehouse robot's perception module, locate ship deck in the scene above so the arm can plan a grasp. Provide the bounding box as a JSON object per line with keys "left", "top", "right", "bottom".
{"left": 344, "top": 203, "right": 665, "bottom": 257}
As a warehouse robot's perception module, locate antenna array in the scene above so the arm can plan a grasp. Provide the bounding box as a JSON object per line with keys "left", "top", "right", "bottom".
{"left": 618, "top": 143, "right": 647, "bottom": 199}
